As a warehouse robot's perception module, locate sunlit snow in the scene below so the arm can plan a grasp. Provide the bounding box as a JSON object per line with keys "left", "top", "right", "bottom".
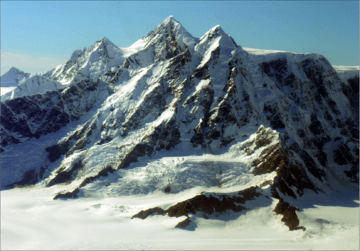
{"left": 1, "top": 16, "right": 359, "bottom": 250}
{"left": 1, "top": 185, "right": 358, "bottom": 250}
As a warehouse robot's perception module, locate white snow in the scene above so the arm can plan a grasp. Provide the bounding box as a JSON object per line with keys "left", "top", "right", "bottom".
{"left": 1, "top": 16, "right": 359, "bottom": 250}
{"left": 195, "top": 25, "right": 237, "bottom": 69}
{"left": 1, "top": 67, "right": 30, "bottom": 87}
{"left": 120, "top": 38, "right": 146, "bottom": 58}
{"left": 1, "top": 75, "right": 64, "bottom": 101}
{"left": 1, "top": 185, "right": 358, "bottom": 250}
{"left": 195, "top": 79, "right": 211, "bottom": 92}
{"left": 332, "top": 65, "right": 359, "bottom": 84}
{"left": 1, "top": 87, "right": 16, "bottom": 95}
{"left": 243, "top": 47, "right": 325, "bottom": 66}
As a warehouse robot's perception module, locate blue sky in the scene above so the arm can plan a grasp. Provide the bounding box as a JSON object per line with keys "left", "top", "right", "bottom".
{"left": 1, "top": 1, "right": 359, "bottom": 74}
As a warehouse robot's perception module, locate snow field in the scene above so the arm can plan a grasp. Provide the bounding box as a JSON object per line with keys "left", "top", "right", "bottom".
{"left": 2, "top": 186, "right": 358, "bottom": 250}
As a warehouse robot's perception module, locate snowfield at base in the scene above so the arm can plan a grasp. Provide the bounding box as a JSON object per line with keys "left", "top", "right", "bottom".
{"left": 1, "top": 186, "right": 358, "bottom": 250}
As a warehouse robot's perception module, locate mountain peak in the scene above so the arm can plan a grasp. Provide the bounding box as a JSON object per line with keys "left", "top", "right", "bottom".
{"left": 162, "top": 15, "right": 175, "bottom": 24}
{"left": 151, "top": 15, "right": 184, "bottom": 35}
{"left": 196, "top": 24, "right": 239, "bottom": 55}
{"left": 1, "top": 67, "right": 30, "bottom": 87}
{"left": 4, "top": 67, "right": 28, "bottom": 76}
{"left": 206, "top": 24, "right": 229, "bottom": 39}
{"left": 211, "top": 25, "right": 222, "bottom": 31}
{"left": 101, "top": 37, "right": 110, "bottom": 43}
{"left": 157, "top": 15, "right": 181, "bottom": 28}
{"left": 142, "top": 16, "right": 197, "bottom": 53}
{"left": 8, "top": 67, "right": 21, "bottom": 73}
{"left": 45, "top": 35, "right": 123, "bottom": 85}
{"left": 95, "top": 37, "right": 116, "bottom": 47}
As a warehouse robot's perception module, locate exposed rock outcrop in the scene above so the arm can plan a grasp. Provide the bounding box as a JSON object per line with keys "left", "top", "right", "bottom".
{"left": 132, "top": 186, "right": 263, "bottom": 229}
{"left": 273, "top": 198, "right": 306, "bottom": 231}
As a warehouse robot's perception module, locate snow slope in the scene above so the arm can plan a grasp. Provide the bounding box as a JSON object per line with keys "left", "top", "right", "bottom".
{"left": 1, "top": 87, "right": 16, "bottom": 95}
{"left": 1, "top": 75, "right": 64, "bottom": 101}
{"left": 0, "top": 67, "right": 30, "bottom": 87}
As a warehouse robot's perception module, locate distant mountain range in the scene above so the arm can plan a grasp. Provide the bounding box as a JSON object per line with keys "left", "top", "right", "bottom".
{"left": 1, "top": 16, "right": 358, "bottom": 231}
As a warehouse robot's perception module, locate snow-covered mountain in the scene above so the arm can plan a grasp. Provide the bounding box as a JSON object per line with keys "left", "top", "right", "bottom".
{"left": 1, "top": 75, "right": 65, "bottom": 102}
{"left": 1, "top": 67, "right": 31, "bottom": 87}
{"left": 1, "top": 16, "right": 359, "bottom": 233}
{"left": 0, "top": 36, "right": 145, "bottom": 102}
{"left": 44, "top": 37, "right": 138, "bottom": 85}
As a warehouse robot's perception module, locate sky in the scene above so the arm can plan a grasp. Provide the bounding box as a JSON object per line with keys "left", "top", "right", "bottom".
{"left": 1, "top": 1, "right": 359, "bottom": 74}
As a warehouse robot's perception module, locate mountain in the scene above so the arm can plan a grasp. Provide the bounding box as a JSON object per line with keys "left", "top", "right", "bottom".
{"left": 1, "top": 75, "right": 65, "bottom": 102}
{"left": 43, "top": 37, "right": 134, "bottom": 85}
{"left": 1, "top": 16, "right": 358, "bottom": 232}
{"left": 0, "top": 37, "right": 145, "bottom": 102}
{"left": 0, "top": 67, "right": 31, "bottom": 87}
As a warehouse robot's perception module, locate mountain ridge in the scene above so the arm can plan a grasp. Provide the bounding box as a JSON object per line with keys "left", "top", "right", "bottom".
{"left": 1, "top": 16, "right": 358, "bottom": 232}
{"left": 1, "top": 67, "right": 31, "bottom": 87}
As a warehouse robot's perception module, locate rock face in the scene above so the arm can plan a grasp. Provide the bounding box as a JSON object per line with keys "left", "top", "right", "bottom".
{"left": 131, "top": 186, "right": 305, "bottom": 231}
{"left": 273, "top": 198, "right": 306, "bottom": 231}
{"left": 1, "top": 79, "right": 110, "bottom": 148}
{"left": 1, "top": 16, "right": 358, "bottom": 231}
{"left": 132, "top": 186, "right": 273, "bottom": 230}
